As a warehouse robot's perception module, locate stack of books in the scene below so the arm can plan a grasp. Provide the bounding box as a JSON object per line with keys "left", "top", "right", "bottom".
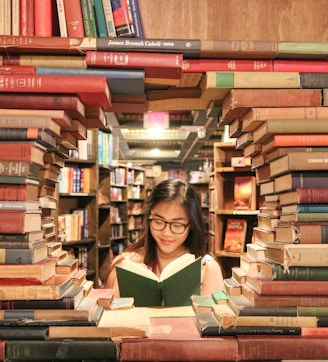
{"left": 200, "top": 83, "right": 328, "bottom": 338}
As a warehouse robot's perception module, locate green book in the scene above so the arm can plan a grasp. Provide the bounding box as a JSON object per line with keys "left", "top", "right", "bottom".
{"left": 116, "top": 254, "right": 201, "bottom": 307}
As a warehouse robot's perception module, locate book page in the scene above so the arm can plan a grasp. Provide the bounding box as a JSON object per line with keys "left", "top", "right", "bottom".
{"left": 160, "top": 253, "right": 195, "bottom": 280}
{"left": 120, "top": 259, "right": 159, "bottom": 281}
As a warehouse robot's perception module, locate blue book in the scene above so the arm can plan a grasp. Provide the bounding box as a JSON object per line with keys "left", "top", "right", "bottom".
{"left": 129, "top": 0, "right": 143, "bottom": 38}
{"left": 35, "top": 67, "right": 145, "bottom": 95}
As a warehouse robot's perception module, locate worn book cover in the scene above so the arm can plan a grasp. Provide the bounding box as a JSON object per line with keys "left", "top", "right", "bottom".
{"left": 116, "top": 253, "right": 201, "bottom": 307}
{"left": 194, "top": 311, "right": 301, "bottom": 336}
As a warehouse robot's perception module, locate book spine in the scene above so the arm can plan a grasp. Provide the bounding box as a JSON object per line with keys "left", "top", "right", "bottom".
{"left": 300, "top": 72, "right": 328, "bottom": 88}
{"left": 0, "top": 65, "right": 35, "bottom": 75}
{"left": 296, "top": 188, "right": 328, "bottom": 203}
{"left": 56, "top": 0, "right": 68, "bottom": 37}
{"left": 110, "top": 0, "right": 134, "bottom": 37}
{"left": 95, "top": 38, "right": 201, "bottom": 58}
{"left": 252, "top": 280, "right": 328, "bottom": 295}
{"left": 11, "top": 0, "right": 20, "bottom": 36}
{"left": 0, "top": 75, "right": 111, "bottom": 109}
{"left": 183, "top": 59, "right": 273, "bottom": 72}
{"left": 86, "top": 50, "right": 183, "bottom": 69}
{"left": 0, "top": 184, "right": 35, "bottom": 201}
{"left": 296, "top": 204, "right": 328, "bottom": 212}
{"left": 102, "top": 0, "right": 117, "bottom": 37}
{"left": 62, "top": 0, "right": 85, "bottom": 37}
{"left": 266, "top": 134, "right": 328, "bottom": 149}
{"left": 128, "top": 0, "right": 143, "bottom": 38}
{"left": 0, "top": 94, "right": 85, "bottom": 120}
{"left": 274, "top": 60, "right": 328, "bottom": 72}
{"left": 200, "top": 39, "right": 278, "bottom": 58}
{"left": 80, "top": 0, "right": 98, "bottom": 37}
{"left": 93, "top": 0, "right": 108, "bottom": 38}
{"left": 237, "top": 335, "right": 327, "bottom": 360}
{"left": 0, "top": 160, "right": 39, "bottom": 177}
{"left": 0, "top": 327, "right": 48, "bottom": 340}
{"left": 0, "top": 248, "right": 38, "bottom": 264}
{"left": 34, "top": 0, "right": 53, "bottom": 37}
{"left": 207, "top": 71, "right": 300, "bottom": 88}
{"left": 5, "top": 340, "right": 118, "bottom": 360}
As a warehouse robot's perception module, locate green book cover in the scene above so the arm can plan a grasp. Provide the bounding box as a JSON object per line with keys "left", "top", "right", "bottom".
{"left": 116, "top": 254, "right": 201, "bottom": 307}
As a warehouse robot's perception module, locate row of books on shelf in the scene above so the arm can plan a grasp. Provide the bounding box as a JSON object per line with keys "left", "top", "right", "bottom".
{"left": 58, "top": 165, "right": 91, "bottom": 194}
{"left": 0, "top": 0, "right": 143, "bottom": 39}
{"left": 58, "top": 209, "right": 89, "bottom": 242}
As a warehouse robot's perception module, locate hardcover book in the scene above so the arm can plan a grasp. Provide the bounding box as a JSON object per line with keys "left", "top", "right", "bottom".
{"left": 274, "top": 171, "right": 328, "bottom": 194}
{"left": 116, "top": 253, "right": 201, "bottom": 306}
{"left": 0, "top": 141, "right": 46, "bottom": 166}
{"left": 194, "top": 311, "right": 301, "bottom": 336}
{"left": 246, "top": 272, "right": 328, "bottom": 296}
{"left": 120, "top": 316, "right": 238, "bottom": 361}
{"left": 253, "top": 119, "right": 328, "bottom": 144}
{"left": 261, "top": 244, "right": 328, "bottom": 268}
{"left": 262, "top": 134, "right": 328, "bottom": 153}
{"left": 212, "top": 303, "right": 317, "bottom": 328}
{"left": 221, "top": 89, "right": 322, "bottom": 125}
{"left": 260, "top": 260, "right": 328, "bottom": 281}
{"left": 0, "top": 75, "right": 112, "bottom": 109}
{"left": 0, "top": 94, "right": 86, "bottom": 122}
{"left": 4, "top": 339, "right": 118, "bottom": 360}
{"left": 241, "top": 106, "right": 328, "bottom": 132}
{"left": 269, "top": 151, "right": 328, "bottom": 177}
{"left": 0, "top": 210, "right": 42, "bottom": 233}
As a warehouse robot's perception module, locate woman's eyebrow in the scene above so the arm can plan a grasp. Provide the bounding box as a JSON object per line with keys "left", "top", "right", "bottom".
{"left": 150, "top": 213, "right": 188, "bottom": 221}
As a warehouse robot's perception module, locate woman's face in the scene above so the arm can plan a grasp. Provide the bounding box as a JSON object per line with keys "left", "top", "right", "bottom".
{"left": 149, "top": 199, "right": 190, "bottom": 257}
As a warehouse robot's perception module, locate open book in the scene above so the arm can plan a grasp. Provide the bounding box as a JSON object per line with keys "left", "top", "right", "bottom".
{"left": 116, "top": 253, "right": 201, "bottom": 307}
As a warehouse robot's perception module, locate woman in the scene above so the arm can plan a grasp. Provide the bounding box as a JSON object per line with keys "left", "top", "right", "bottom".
{"left": 105, "top": 179, "right": 224, "bottom": 297}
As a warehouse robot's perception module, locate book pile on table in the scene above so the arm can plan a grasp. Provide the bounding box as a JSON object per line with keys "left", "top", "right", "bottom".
{"left": 196, "top": 87, "right": 328, "bottom": 338}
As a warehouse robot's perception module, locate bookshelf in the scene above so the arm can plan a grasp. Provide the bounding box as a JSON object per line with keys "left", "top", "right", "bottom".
{"left": 109, "top": 164, "right": 129, "bottom": 256}
{"left": 211, "top": 142, "right": 260, "bottom": 277}
{"left": 190, "top": 181, "right": 210, "bottom": 251}
{"left": 127, "top": 166, "right": 146, "bottom": 245}
{"left": 57, "top": 129, "right": 99, "bottom": 285}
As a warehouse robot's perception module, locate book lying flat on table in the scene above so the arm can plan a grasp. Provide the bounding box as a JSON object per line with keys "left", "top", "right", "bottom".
{"left": 116, "top": 253, "right": 201, "bottom": 307}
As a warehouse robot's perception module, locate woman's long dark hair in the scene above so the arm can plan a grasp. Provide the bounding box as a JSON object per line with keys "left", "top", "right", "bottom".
{"left": 127, "top": 179, "right": 206, "bottom": 268}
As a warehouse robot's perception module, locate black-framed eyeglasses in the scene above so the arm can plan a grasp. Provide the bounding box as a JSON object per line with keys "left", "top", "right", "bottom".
{"left": 149, "top": 218, "right": 190, "bottom": 235}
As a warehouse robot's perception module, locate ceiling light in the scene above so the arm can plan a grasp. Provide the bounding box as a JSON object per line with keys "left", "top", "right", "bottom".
{"left": 120, "top": 128, "right": 189, "bottom": 140}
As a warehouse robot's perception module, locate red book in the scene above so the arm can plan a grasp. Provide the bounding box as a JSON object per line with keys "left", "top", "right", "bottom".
{"left": 34, "top": 0, "right": 53, "bottom": 37}
{"left": 238, "top": 335, "right": 328, "bottom": 360}
{"left": 0, "top": 210, "right": 41, "bottom": 234}
{"left": 274, "top": 59, "right": 328, "bottom": 72}
{"left": 246, "top": 273, "right": 328, "bottom": 295}
{"left": 182, "top": 59, "right": 273, "bottom": 72}
{"left": 0, "top": 183, "right": 39, "bottom": 201}
{"left": 0, "top": 142, "right": 46, "bottom": 166}
{"left": 262, "top": 134, "right": 328, "bottom": 154}
{"left": 86, "top": 51, "right": 183, "bottom": 80}
{"left": 242, "top": 284, "right": 328, "bottom": 307}
{"left": 223, "top": 218, "right": 247, "bottom": 253}
{"left": 0, "top": 36, "right": 94, "bottom": 54}
{"left": 280, "top": 188, "right": 328, "bottom": 205}
{"left": 0, "top": 66, "right": 35, "bottom": 75}
{"left": 120, "top": 317, "right": 237, "bottom": 361}
{"left": 63, "top": 0, "right": 85, "bottom": 37}
{"left": 0, "top": 75, "right": 111, "bottom": 109}
{"left": 0, "top": 94, "right": 86, "bottom": 122}
{"left": 20, "top": 0, "right": 34, "bottom": 36}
